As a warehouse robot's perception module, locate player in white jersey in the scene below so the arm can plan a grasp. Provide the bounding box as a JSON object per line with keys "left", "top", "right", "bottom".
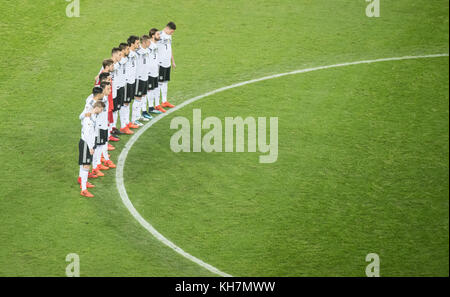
{"left": 145, "top": 28, "right": 164, "bottom": 116}
{"left": 78, "top": 89, "right": 105, "bottom": 198}
{"left": 155, "top": 22, "right": 177, "bottom": 113}
{"left": 96, "top": 82, "right": 116, "bottom": 170}
{"left": 141, "top": 36, "right": 157, "bottom": 121}
{"left": 131, "top": 35, "right": 151, "bottom": 127}
{"left": 122, "top": 35, "right": 141, "bottom": 133}
{"left": 94, "top": 59, "right": 118, "bottom": 146}
{"left": 110, "top": 47, "right": 124, "bottom": 137}
{"left": 113, "top": 44, "right": 128, "bottom": 135}
{"left": 116, "top": 42, "right": 134, "bottom": 135}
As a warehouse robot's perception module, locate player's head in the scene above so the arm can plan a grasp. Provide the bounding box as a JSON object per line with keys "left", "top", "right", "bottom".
{"left": 102, "top": 59, "right": 114, "bottom": 72}
{"left": 127, "top": 35, "right": 140, "bottom": 50}
{"left": 140, "top": 35, "right": 150, "bottom": 48}
{"left": 99, "top": 72, "right": 111, "bottom": 83}
{"left": 119, "top": 42, "right": 129, "bottom": 56}
{"left": 92, "top": 86, "right": 104, "bottom": 99}
{"left": 149, "top": 28, "right": 160, "bottom": 41}
{"left": 111, "top": 47, "right": 122, "bottom": 62}
{"left": 165, "top": 22, "right": 176, "bottom": 35}
{"left": 92, "top": 101, "right": 106, "bottom": 114}
{"left": 100, "top": 81, "right": 111, "bottom": 95}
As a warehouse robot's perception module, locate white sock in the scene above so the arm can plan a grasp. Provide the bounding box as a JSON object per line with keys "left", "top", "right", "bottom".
{"left": 161, "top": 82, "right": 168, "bottom": 103}
{"left": 148, "top": 90, "right": 154, "bottom": 108}
{"left": 102, "top": 144, "right": 110, "bottom": 161}
{"left": 93, "top": 147, "right": 102, "bottom": 169}
{"left": 132, "top": 98, "right": 142, "bottom": 123}
{"left": 141, "top": 95, "right": 147, "bottom": 112}
{"left": 98, "top": 146, "right": 105, "bottom": 167}
{"left": 79, "top": 166, "right": 84, "bottom": 178}
{"left": 125, "top": 105, "right": 130, "bottom": 126}
{"left": 113, "top": 111, "right": 118, "bottom": 129}
{"left": 120, "top": 107, "right": 128, "bottom": 129}
{"left": 155, "top": 87, "right": 161, "bottom": 106}
{"left": 81, "top": 167, "right": 89, "bottom": 191}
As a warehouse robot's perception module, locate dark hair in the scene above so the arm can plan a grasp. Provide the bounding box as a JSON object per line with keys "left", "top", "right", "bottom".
{"left": 100, "top": 81, "right": 111, "bottom": 89}
{"left": 111, "top": 47, "right": 121, "bottom": 55}
{"left": 140, "top": 35, "right": 150, "bottom": 42}
{"left": 127, "top": 35, "right": 139, "bottom": 46}
{"left": 149, "top": 28, "right": 159, "bottom": 38}
{"left": 166, "top": 22, "right": 176, "bottom": 30}
{"left": 102, "top": 59, "right": 114, "bottom": 68}
{"left": 99, "top": 72, "right": 110, "bottom": 82}
{"left": 119, "top": 43, "right": 129, "bottom": 51}
{"left": 93, "top": 101, "right": 106, "bottom": 109}
{"left": 92, "top": 86, "right": 104, "bottom": 97}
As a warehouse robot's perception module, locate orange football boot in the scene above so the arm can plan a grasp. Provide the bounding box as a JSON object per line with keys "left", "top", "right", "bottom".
{"left": 128, "top": 122, "right": 140, "bottom": 129}
{"left": 93, "top": 168, "right": 105, "bottom": 177}
{"left": 98, "top": 164, "right": 110, "bottom": 171}
{"left": 155, "top": 105, "right": 166, "bottom": 113}
{"left": 120, "top": 127, "right": 134, "bottom": 135}
{"left": 104, "top": 160, "right": 116, "bottom": 169}
{"left": 80, "top": 190, "right": 94, "bottom": 198}
{"left": 162, "top": 101, "right": 175, "bottom": 108}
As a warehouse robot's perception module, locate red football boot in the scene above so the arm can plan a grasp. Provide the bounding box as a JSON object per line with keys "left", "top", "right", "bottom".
{"left": 104, "top": 160, "right": 116, "bottom": 169}
{"left": 80, "top": 190, "right": 94, "bottom": 198}
{"left": 162, "top": 101, "right": 175, "bottom": 108}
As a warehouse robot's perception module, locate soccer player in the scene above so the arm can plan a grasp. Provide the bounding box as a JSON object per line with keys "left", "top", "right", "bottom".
{"left": 96, "top": 59, "right": 119, "bottom": 146}
{"left": 146, "top": 28, "right": 163, "bottom": 115}
{"left": 95, "top": 59, "right": 114, "bottom": 86}
{"left": 121, "top": 35, "right": 140, "bottom": 133}
{"left": 116, "top": 42, "right": 134, "bottom": 135}
{"left": 98, "top": 72, "right": 111, "bottom": 86}
{"left": 140, "top": 36, "right": 154, "bottom": 122}
{"left": 156, "top": 22, "right": 177, "bottom": 113}
{"left": 112, "top": 44, "right": 128, "bottom": 135}
{"left": 132, "top": 35, "right": 151, "bottom": 127}
{"left": 96, "top": 81, "right": 116, "bottom": 172}
{"left": 110, "top": 47, "right": 124, "bottom": 137}
{"left": 78, "top": 97, "right": 105, "bottom": 198}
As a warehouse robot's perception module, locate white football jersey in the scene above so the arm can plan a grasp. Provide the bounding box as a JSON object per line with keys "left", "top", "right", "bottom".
{"left": 148, "top": 42, "right": 159, "bottom": 77}
{"left": 125, "top": 50, "right": 137, "bottom": 84}
{"left": 135, "top": 47, "right": 151, "bottom": 80}
{"left": 115, "top": 57, "right": 128, "bottom": 88}
{"left": 111, "top": 62, "right": 119, "bottom": 97}
{"left": 157, "top": 31, "right": 172, "bottom": 68}
{"left": 81, "top": 116, "right": 96, "bottom": 150}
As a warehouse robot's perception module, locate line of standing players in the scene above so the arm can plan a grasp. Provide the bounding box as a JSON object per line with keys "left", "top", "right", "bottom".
{"left": 77, "top": 22, "right": 177, "bottom": 197}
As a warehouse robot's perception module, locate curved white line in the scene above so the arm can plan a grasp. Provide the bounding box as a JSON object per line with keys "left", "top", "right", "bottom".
{"left": 116, "top": 53, "right": 449, "bottom": 277}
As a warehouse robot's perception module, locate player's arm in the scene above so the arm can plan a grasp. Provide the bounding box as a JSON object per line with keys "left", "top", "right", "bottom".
{"left": 171, "top": 50, "right": 176, "bottom": 69}
{"left": 94, "top": 67, "right": 103, "bottom": 84}
{"left": 79, "top": 110, "right": 92, "bottom": 120}
{"left": 79, "top": 100, "right": 93, "bottom": 120}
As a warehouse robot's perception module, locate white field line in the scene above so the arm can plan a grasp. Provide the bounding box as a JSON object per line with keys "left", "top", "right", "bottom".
{"left": 115, "top": 53, "right": 449, "bottom": 277}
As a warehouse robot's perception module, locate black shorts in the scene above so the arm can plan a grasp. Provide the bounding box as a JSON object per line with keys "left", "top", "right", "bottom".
{"left": 135, "top": 79, "right": 148, "bottom": 97}
{"left": 159, "top": 66, "right": 171, "bottom": 82}
{"left": 124, "top": 82, "right": 136, "bottom": 103}
{"left": 79, "top": 139, "right": 93, "bottom": 166}
{"left": 113, "top": 87, "right": 125, "bottom": 111}
{"left": 95, "top": 129, "right": 108, "bottom": 146}
{"left": 148, "top": 76, "right": 159, "bottom": 90}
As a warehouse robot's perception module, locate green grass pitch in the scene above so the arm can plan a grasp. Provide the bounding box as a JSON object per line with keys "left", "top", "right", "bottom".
{"left": 0, "top": 0, "right": 448, "bottom": 276}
